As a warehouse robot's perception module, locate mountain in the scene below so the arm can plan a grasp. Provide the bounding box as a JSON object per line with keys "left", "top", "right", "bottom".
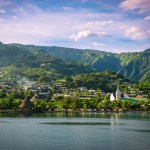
{"left": 0, "top": 42, "right": 149, "bottom": 83}
{"left": 0, "top": 43, "right": 94, "bottom": 82}
{"left": 118, "top": 49, "right": 150, "bottom": 83}
{"left": 41, "top": 47, "right": 150, "bottom": 83}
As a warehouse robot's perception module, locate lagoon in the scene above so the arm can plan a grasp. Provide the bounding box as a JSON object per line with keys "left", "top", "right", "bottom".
{"left": 0, "top": 112, "right": 150, "bottom": 150}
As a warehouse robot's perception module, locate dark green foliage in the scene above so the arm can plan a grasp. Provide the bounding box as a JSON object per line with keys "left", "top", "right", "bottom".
{"left": 29, "top": 45, "right": 149, "bottom": 83}
{"left": 27, "top": 97, "right": 150, "bottom": 112}
{"left": 147, "top": 91, "right": 150, "bottom": 100}
{"left": 0, "top": 43, "right": 94, "bottom": 82}
{"left": 0, "top": 43, "right": 149, "bottom": 83}
{"left": 63, "top": 71, "right": 129, "bottom": 92}
{"left": 0, "top": 98, "right": 21, "bottom": 110}
{"left": 119, "top": 49, "right": 150, "bottom": 82}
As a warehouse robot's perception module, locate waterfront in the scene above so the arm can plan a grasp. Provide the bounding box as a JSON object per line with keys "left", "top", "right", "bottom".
{"left": 0, "top": 112, "right": 150, "bottom": 150}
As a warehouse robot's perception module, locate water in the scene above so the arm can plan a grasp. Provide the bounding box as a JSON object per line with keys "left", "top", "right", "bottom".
{"left": 0, "top": 112, "right": 150, "bottom": 150}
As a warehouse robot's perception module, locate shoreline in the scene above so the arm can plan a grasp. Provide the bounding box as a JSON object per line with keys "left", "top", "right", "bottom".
{"left": 0, "top": 109, "right": 150, "bottom": 114}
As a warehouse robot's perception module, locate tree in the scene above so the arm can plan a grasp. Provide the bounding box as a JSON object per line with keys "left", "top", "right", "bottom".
{"left": 8, "top": 91, "right": 24, "bottom": 99}
{"left": 147, "top": 90, "right": 150, "bottom": 100}
{"left": 38, "top": 76, "right": 49, "bottom": 84}
{"left": 0, "top": 91, "right": 7, "bottom": 98}
{"left": 62, "top": 97, "right": 72, "bottom": 109}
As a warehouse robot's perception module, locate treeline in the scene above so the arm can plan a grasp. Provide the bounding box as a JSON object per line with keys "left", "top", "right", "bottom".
{"left": 0, "top": 94, "right": 150, "bottom": 112}
{"left": 33, "top": 97, "right": 150, "bottom": 112}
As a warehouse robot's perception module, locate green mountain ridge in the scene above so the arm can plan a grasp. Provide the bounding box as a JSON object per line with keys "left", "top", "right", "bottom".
{"left": 0, "top": 42, "right": 149, "bottom": 83}
{"left": 43, "top": 47, "right": 150, "bottom": 82}
{"left": 0, "top": 43, "right": 94, "bottom": 82}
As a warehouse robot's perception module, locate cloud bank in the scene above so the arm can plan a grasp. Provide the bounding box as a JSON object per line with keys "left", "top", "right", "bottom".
{"left": 0, "top": 0, "right": 149, "bottom": 52}
{"left": 119, "top": 0, "right": 150, "bottom": 13}
{"left": 71, "top": 30, "right": 107, "bottom": 41}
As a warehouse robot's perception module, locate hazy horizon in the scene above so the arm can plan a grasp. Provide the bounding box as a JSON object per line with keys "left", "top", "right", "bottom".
{"left": 0, "top": 41, "right": 149, "bottom": 54}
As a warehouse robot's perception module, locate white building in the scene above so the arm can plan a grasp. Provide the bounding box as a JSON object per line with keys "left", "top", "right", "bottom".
{"left": 116, "top": 84, "right": 121, "bottom": 100}
{"left": 110, "top": 83, "right": 121, "bottom": 101}
{"left": 124, "top": 94, "right": 129, "bottom": 98}
{"left": 110, "top": 93, "right": 115, "bottom": 101}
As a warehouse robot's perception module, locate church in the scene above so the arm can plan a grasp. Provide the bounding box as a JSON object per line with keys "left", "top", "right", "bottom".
{"left": 110, "top": 84, "right": 121, "bottom": 101}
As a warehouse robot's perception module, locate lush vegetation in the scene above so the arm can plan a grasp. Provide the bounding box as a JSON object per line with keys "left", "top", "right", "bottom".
{"left": 0, "top": 42, "right": 149, "bottom": 113}
{"left": 0, "top": 43, "right": 94, "bottom": 82}
{"left": 34, "top": 97, "right": 150, "bottom": 112}
{"left": 61, "top": 70, "right": 130, "bottom": 92}
{"left": 0, "top": 42, "right": 150, "bottom": 83}
{"left": 0, "top": 93, "right": 150, "bottom": 112}
{"left": 0, "top": 89, "right": 33, "bottom": 111}
{"left": 25, "top": 45, "right": 149, "bottom": 83}
{"left": 119, "top": 49, "right": 150, "bottom": 83}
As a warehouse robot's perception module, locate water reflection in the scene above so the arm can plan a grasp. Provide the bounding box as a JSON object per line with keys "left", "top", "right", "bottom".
{"left": 0, "top": 112, "right": 150, "bottom": 120}
{"left": 0, "top": 112, "right": 150, "bottom": 150}
{"left": 0, "top": 121, "right": 10, "bottom": 123}
{"left": 124, "top": 129, "right": 150, "bottom": 133}
{"left": 38, "top": 122, "right": 117, "bottom": 126}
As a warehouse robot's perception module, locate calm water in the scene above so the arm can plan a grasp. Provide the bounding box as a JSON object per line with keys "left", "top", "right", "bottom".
{"left": 0, "top": 112, "right": 150, "bottom": 150}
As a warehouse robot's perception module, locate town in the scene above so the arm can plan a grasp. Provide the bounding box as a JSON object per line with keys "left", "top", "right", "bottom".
{"left": 0, "top": 76, "right": 149, "bottom": 112}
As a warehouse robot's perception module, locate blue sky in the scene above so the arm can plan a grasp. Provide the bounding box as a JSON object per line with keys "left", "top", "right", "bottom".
{"left": 0, "top": 0, "right": 150, "bottom": 53}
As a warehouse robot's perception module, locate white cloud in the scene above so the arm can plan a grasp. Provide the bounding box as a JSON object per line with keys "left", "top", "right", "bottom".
{"left": 119, "top": 0, "right": 150, "bottom": 13}
{"left": 92, "top": 42, "right": 106, "bottom": 47}
{"left": 71, "top": 30, "right": 107, "bottom": 41}
{"left": 0, "top": 1, "right": 150, "bottom": 52}
{"left": 0, "top": 5, "right": 84, "bottom": 44}
{"left": 123, "top": 26, "right": 148, "bottom": 40}
{"left": 0, "top": 9, "right": 6, "bottom": 14}
{"left": 62, "top": 7, "right": 74, "bottom": 11}
{"left": 78, "top": 20, "right": 113, "bottom": 30}
{"left": 144, "top": 16, "right": 150, "bottom": 20}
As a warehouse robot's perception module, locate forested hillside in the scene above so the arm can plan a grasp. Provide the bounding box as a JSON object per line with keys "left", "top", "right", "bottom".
{"left": 0, "top": 43, "right": 94, "bottom": 82}
{"left": 0, "top": 42, "right": 149, "bottom": 83}
{"left": 63, "top": 70, "right": 130, "bottom": 92}
{"left": 118, "top": 49, "right": 150, "bottom": 83}
{"left": 40, "top": 46, "right": 150, "bottom": 82}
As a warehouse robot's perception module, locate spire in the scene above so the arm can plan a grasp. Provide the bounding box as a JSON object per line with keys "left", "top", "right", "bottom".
{"left": 116, "top": 82, "right": 121, "bottom": 100}
{"left": 117, "top": 82, "right": 119, "bottom": 90}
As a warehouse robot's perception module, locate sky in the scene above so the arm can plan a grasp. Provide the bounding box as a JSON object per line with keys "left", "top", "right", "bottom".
{"left": 0, "top": 0, "right": 150, "bottom": 53}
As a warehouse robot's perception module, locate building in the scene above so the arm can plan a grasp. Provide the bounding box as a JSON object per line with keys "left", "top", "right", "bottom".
{"left": 116, "top": 84, "right": 121, "bottom": 100}
{"left": 110, "top": 83, "right": 121, "bottom": 101}
{"left": 110, "top": 93, "right": 115, "bottom": 101}
{"left": 19, "top": 97, "right": 33, "bottom": 109}
{"left": 79, "top": 87, "right": 87, "bottom": 91}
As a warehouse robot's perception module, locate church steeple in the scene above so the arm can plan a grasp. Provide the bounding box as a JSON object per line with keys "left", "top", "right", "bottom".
{"left": 116, "top": 82, "right": 121, "bottom": 100}
{"left": 117, "top": 82, "right": 120, "bottom": 90}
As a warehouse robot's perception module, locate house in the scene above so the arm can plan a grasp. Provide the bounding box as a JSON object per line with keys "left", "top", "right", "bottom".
{"left": 64, "top": 94, "right": 72, "bottom": 98}
{"left": 79, "top": 87, "right": 87, "bottom": 91}
{"left": 88, "top": 90, "right": 96, "bottom": 95}
{"left": 40, "top": 64, "right": 46, "bottom": 68}
{"left": 99, "top": 91, "right": 106, "bottom": 96}
{"left": 111, "top": 82, "right": 117, "bottom": 86}
{"left": 124, "top": 93, "right": 129, "bottom": 98}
